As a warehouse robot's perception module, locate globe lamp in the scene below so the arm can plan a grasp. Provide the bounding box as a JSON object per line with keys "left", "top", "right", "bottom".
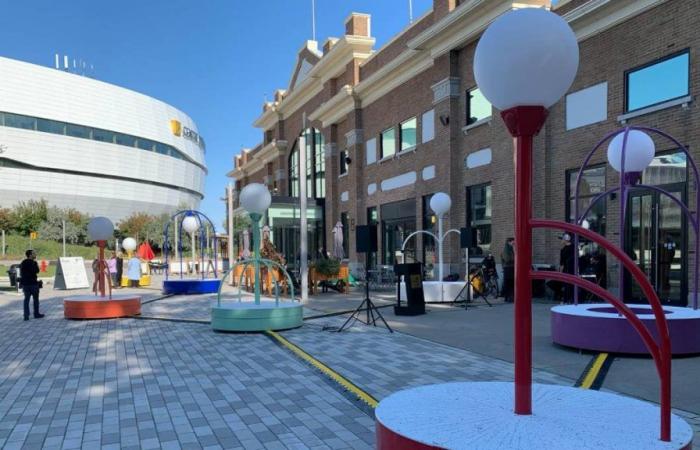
{"left": 240, "top": 183, "right": 272, "bottom": 215}
{"left": 182, "top": 215, "right": 199, "bottom": 234}
{"left": 122, "top": 237, "right": 137, "bottom": 253}
{"left": 607, "top": 130, "right": 655, "bottom": 173}
{"left": 87, "top": 217, "right": 114, "bottom": 242}
{"left": 430, "top": 192, "right": 451, "bottom": 217}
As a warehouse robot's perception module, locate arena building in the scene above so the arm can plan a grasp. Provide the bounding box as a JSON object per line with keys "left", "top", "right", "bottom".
{"left": 0, "top": 56, "right": 206, "bottom": 221}
{"left": 230, "top": 0, "right": 698, "bottom": 306}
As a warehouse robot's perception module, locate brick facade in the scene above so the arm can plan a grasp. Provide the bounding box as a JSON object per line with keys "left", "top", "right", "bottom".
{"left": 230, "top": 0, "right": 699, "bottom": 304}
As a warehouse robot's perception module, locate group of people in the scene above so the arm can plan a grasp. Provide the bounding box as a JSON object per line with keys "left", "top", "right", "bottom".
{"left": 92, "top": 251, "right": 143, "bottom": 290}
{"left": 496, "top": 233, "right": 607, "bottom": 303}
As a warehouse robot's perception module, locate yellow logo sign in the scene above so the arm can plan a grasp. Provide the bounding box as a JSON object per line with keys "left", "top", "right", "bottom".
{"left": 170, "top": 119, "right": 182, "bottom": 136}
{"left": 30, "top": 232, "right": 38, "bottom": 240}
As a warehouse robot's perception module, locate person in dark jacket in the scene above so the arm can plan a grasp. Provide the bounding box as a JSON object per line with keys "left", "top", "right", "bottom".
{"left": 500, "top": 238, "right": 515, "bottom": 303}
{"left": 559, "top": 233, "right": 576, "bottom": 302}
{"left": 20, "top": 249, "right": 44, "bottom": 320}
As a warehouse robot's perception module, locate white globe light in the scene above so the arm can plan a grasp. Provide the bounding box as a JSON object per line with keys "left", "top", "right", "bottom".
{"left": 182, "top": 215, "right": 199, "bottom": 234}
{"left": 430, "top": 192, "right": 452, "bottom": 216}
{"left": 122, "top": 237, "right": 137, "bottom": 252}
{"left": 474, "top": 8, "right": 579, "bottom": 110}
{"left": 582, "top": 219, "right": 590, "bottom": 230}
{"left": 607, "top": 130, "right": 655, "bottom": 173}
{"left": 240, "top": 183, "right": 272, "bottom": 215}
{"left": 87, "top": 217, "right": 114, "bottom": 241}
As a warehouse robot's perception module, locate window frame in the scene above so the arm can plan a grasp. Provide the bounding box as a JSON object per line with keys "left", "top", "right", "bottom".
{"left": 339, "top": 150, "right": 348, "bottom": 175}
{"left": 380, "top": 127, "right": 396, "bottom": 159}
{"left": 564, "top": 164, "right": 607, "bottom": 234}
{"left": 465, "top": 182, "right": 492, "bottom": 254}
{"left": 465, "top": 86, "right": 491, "bottom": 126}
{"left": 624, "top": 49, "right": 691, "bottom": 113}
{"left": 399, "top": 116, "right": 417, "bottom": 152}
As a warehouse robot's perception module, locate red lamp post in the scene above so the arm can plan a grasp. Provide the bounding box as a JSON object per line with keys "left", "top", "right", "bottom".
{"left": 474, "top": 8, "right": 579, "bottom": 415}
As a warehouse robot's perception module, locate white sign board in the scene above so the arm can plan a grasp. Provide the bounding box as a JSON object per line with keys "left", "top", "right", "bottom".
{"left": 54, "top": 257, "right": 90, "bottom": 290}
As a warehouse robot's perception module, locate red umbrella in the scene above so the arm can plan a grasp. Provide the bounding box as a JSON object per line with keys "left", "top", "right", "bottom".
{"left": 136, "top": 242, "right": 155, "bottom": 260}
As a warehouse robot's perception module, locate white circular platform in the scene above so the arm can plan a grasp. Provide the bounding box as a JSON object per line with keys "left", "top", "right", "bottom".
{"left": 375, "top": 382, "right": 693, "bottom": 449}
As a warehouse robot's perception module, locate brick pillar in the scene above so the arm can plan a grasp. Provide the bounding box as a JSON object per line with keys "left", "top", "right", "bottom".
{"left": 345, "top": 13, "right": 370, "bottom": 37}
{"left": 433, "top": 0, "right": 457, "bottom": 21}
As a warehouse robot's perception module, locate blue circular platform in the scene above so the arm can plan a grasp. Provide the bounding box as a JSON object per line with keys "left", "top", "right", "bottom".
{"left": 163, "top": 278, "right": 221, "bottom": 295}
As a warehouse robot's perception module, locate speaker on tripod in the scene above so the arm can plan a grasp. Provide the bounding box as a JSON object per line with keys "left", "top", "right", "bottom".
{"left": 338, "top": 224, "right": 392, "bottom": 332}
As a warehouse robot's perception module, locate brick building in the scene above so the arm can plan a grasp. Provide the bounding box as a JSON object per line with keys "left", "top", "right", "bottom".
{"left": 229, "top": 0, "right": 699, "bottom": 306}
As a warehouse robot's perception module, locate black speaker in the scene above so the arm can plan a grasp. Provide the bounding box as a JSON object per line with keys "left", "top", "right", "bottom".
{"left": 460, "top": 227, "right": 472, "bottom": 249}
{"left": 356, "top": 224, "right": 378, "bottom": 253}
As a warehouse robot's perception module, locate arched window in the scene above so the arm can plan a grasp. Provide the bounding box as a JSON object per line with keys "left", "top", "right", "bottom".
{"left": 288, "top": 128, "right": 325, "bottom": 198}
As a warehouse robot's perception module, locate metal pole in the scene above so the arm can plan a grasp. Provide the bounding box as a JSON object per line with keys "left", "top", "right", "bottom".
{"left": 300, "top": 115, "right": 309, "bottom": 302}
{"left": 408, "top": 0, "right": 413, "bottom": 24}
{"left": 174, "top": 218, "right": 179, "bottom": 262}
{"left": 252, "top": 213, "right": 262, "bottom": 304}
{"left": 191, "top": 232, "right": 196, "bottom": 274}
{"left": 438, "top": 215, "right": 444, "bottom": 301}
{"left": 227, "top": 183, "right": 235, "bottom": 285}
{"left": 1, "top": 229, "right": 4, "bottom": 257}
{"left": 62, "top": 220, "right": 66, "bottom": 257}
{"left": 311, "top": 0, "right": 316, "bottom": 41}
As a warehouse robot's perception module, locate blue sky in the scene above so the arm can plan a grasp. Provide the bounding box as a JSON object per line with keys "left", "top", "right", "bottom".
{"left": 0, "top": 0, "right": 431, "bottom": 228}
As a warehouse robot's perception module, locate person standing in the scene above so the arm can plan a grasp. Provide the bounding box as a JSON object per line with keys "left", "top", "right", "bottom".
{"left": 559, "top": 233, "right": 576, "bottom": 302}
{"left": 115, "top": 252, "right": 124, "bottom": 289}
{"left": 20, "top": 249, "right": 44, "bottom": 320}
{"left": 107, "top": 252, "right": 118, "bottom": 288}
{"left": 501, "top": 238, "right": 515, "bottom": 303}
{"left": 127, "top": 255, "right": 141, "bottom": 288}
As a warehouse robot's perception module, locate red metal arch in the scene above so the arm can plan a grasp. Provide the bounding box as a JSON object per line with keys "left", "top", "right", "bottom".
{"left": 530, "top": 219, "right": 671, "bottom": 441}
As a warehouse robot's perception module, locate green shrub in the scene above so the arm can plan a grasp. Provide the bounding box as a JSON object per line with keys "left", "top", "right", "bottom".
{"left": 314, "top": 258, "right": 341, "bottom": 277}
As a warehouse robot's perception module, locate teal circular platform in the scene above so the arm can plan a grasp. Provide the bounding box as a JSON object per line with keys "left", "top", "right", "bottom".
{"left": 211, "top": 300, "right": 303, "bottom": 332}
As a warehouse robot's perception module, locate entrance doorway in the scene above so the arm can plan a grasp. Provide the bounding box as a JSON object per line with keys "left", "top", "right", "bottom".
{"left": 625, "top": 182, "right": 686, "bottom": 306}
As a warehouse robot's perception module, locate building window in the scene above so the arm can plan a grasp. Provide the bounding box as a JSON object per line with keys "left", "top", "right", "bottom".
{"left": 625, "top": 50, "right": 690, "bottom": 112}
{"left": 381, "top": 199, "right": 416, "bottom": 265}
{"left": 366, "top": 138, "right": 377, "bottom": 165}
{"left": 115, "top": 133, "right": 136, "bottom": 147}
{"left": 421, "top": 109, "right": 434, "bottom": 143}
{"left": 339, "top": 150, "right": 348, "bottom": 175}
{"left": 93, "top": 129, "right": 115, "bottom": 143}
{"left": 4, "top": 113, "right": 35, "bottom": 130}
{"left": 265, "top": 129, "right": 273, "bottom": 145}
{"left": 315, "top": 132, "right": 325, "bottom": 198}
{"left": 37, "top": 118, "right": 65, "bottom": 135}
{"left": 137, "top": 138, "right": 155, "bottom": 151}
{"left": 566, "top": 165, "right": 606, "bottom": 235}
{"left": 399, "top": 117, "right": 417, "bottom": 152}
{"left": 566, "top": 82, "right": 608, "bottom": 130}
{"left": 289, "top": 128, "right": 325, "bottom": 198}
{"left": 66, "top": 124, "right": 91, "bottom": 139}
{"left": 466, "top": 87, "right": 491, "bottom": 125}
{"left": 380, "top": 127, "right": 396, "bottom": 159}
{"left": 466, "top": 183, "right": 492, "bottom": 255}
{"left": 289, "top": 147, "right": 299, "bottom": 197}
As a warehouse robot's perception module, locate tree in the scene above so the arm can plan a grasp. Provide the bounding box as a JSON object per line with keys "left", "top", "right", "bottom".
{"left": 12, "top": 199, "right": 48, "bottom": 235}
{"left": 37, "top": 207, "right": 85, "bottom": 244}
{"left": 0, "top": 208, "right": 15, "bottom": 231}
{"left": 118, "top": 212, "right": 152, "bottom": 241}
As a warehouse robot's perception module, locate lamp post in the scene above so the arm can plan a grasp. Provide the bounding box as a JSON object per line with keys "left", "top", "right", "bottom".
{"left": 474, "top": 8, "right": 579, "bottom": 415}
{"left": 87, "top": 217, "right": 115, "bottom": 298}
{"left": 122, "top": 237, "right": 137, "bottom": 257}
{"left": 607, "top": 129, "right": 656, "bottom": 302}
{"left": 430, "top": 193, "right": 451, "bottom": 300}
{"left": 183, "top": 214, "right": 199, "bottom": 274}
{"left": 239, "top": 183, "right": 272, "bottom": 305}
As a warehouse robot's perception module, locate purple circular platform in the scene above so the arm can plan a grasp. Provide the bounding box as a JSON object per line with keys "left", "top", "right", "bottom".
{"left": 551, "top": 303, "right": 700, "bottom": 354}
{"left": 376, "top": 382, "right": 692, "bottom": 449}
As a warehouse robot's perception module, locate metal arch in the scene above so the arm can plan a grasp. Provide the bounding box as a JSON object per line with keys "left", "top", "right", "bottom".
{"left": 401, "top": 228, "right": 461, "bottom": 251}
{"left": 572, "top": 126, "right": 700, "bottom": 308}
{"left": 531, "top": 218, "right": 671, "bottom": 441}
{"left": 163, "top": 209, "right": 219, "bottom": 281}
{"left": 216, "top": 258, "right": 296, "bottom": 307}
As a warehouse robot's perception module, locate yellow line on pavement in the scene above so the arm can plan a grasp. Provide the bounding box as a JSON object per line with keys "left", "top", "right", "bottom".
{"left": 579, "top": 353, "right": 609, "bottom": 389}
{"left": 266, "top": 330, "right": 379, "bottom": 409}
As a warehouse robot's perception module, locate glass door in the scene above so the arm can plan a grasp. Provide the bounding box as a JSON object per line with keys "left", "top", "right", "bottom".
{"left": 625, "top": 183, "right": 686, "bottom": 305}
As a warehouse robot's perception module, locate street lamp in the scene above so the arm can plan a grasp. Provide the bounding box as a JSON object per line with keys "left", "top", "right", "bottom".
{"left": 122, "top": 237, "right": 137, "bottom": 255}
{"left": 474, "top": 7, "right": 579, "bottom": 415}
{"left": 607, "top": 129, "right": 655, "bottom": 177}
{"left": 182, "top": 214, "right": 199, "bottom": 273}
{"left": 239, "top": 183, "right": 272, "bottom": 304}
{"left": 429, "top": 192, "right": 451, "bottom": 288}
{"left": 87, "top": 217, "right": 114, "bottom": 297}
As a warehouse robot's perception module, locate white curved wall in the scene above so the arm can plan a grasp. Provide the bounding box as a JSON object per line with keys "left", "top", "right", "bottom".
{"left": 0, "top": 56, "right": 206, "bottom": 221}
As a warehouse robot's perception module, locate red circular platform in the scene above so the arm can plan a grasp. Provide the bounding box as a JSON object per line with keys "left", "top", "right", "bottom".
{"left": 376, "top": 382, "right": 693, "bottom": 450}
{"left": 64, "top": 295, "right": 142, "bottom": 319}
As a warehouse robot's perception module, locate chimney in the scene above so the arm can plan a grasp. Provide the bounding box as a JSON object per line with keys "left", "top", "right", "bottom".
{"left": 345, "top": 13, "right": 370, "bottom": 37}
{"left": 433, "top": 0, "right": 458, "bottom": 21}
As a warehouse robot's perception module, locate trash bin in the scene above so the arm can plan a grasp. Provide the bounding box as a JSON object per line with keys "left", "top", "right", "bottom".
{"left": 7, "top": 264, "right": 20, "bottom": 287}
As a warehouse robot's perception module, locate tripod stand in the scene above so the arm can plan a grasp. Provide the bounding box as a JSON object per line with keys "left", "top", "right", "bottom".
{"left": 338, "top": 252, "right": 393, "bottom": 333}
{"left": 453, "top": 268, "right": 492, "bottom": 308}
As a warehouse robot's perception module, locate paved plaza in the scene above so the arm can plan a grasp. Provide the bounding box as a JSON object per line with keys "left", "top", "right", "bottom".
{"left": 0, "top": 278, "right": 699, "bottom": 449}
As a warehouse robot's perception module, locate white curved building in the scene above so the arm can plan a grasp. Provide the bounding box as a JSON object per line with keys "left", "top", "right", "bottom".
{"left": 0, "top": 56, "right": 206, "bottom": 221}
